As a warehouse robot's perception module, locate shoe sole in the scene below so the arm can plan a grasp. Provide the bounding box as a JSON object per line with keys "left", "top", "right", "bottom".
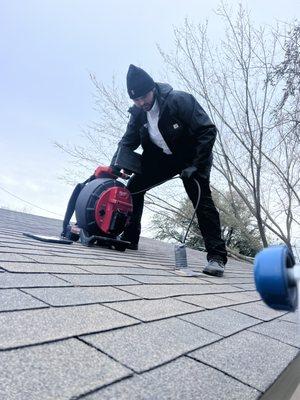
{"left": 203, "top": 268, "right": 224, "bottom": 277}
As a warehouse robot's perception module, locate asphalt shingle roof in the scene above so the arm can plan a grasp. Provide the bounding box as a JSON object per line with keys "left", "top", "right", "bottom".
{"left": 0, "top": 208, "right": 299, "bottom": 400}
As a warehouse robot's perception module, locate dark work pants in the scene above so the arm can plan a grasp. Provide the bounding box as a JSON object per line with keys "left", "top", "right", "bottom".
{"left": 123, "top": 149, "right": 227, "bottom": 264}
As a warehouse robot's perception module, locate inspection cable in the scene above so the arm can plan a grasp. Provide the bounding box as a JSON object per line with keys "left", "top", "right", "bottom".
{"left": 182, "top": 178, "right": 201, "bottom": 244}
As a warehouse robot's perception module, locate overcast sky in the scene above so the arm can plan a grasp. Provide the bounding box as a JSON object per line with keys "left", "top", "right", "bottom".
{"left": 0, "top": 0, "right": 299, "bottom": 235}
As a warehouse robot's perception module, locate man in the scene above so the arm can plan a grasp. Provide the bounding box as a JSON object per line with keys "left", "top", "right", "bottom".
{"left": 111, "top": 64, "right": 227, "bottom": 276}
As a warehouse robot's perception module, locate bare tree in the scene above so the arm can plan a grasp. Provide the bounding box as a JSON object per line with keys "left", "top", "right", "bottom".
{"left": 271, "top": 22, "right": 300, "bottom": 117}
{"left": 55, "top": 3, "right": 299, "bottom": 251}
{"left": 158, "top": 4, "right": 300, "bottom": 247}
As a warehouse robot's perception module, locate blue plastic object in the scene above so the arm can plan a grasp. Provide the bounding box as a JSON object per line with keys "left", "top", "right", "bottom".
{"left": 254, "top": 245, "right": 297, "bottom": 311}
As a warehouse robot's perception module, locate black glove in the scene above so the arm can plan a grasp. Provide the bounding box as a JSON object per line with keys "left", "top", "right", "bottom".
{"left": 122, "top": 168, "right": 133, "bottom": 175}
{"left": 180, "top": 166, "right": 198, "bottom": 180}
{"left": 111, "top": 165, "right": 121, "bottom": 176}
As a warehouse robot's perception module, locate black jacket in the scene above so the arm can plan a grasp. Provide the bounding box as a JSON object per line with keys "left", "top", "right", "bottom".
{"left": 111, "top": 83, "right": 217, "bottom": 177}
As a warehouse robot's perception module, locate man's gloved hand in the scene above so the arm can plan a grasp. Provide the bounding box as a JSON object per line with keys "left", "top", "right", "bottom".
{"left": 180, "top": 166, "right": 198, "bottom": 180}
{"left": 122, "top": 168, "right": 132, "bottom": 175}
{"left": 111, "top": 165, "right": 121, "bottom": 176}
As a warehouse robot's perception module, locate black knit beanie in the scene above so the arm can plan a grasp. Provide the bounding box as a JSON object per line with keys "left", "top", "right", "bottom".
{"left": 126, "top": 64, "right": 155, "bottom": 99}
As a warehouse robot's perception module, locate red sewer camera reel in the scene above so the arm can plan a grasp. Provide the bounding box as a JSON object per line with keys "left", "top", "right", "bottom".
{"left": 61, "top": 147, "right": 142, "bottom": 251}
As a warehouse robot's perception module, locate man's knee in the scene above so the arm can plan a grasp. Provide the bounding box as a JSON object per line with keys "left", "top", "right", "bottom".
{"left": 127, "top": 175, "right": 146, "bottom": 193}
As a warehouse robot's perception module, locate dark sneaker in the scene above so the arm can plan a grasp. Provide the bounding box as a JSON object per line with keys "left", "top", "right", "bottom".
{"left": 127, "top": 242, "right": 138, "bottom": 250}
{"left": 203, "top": 259, "right": 225, "bottom": 277}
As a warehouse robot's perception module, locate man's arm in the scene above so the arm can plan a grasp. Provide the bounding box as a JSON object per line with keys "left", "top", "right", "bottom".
{"left": 174, "top": 92, "right": 217, "bottom": 173}
{"left": 110, "top": 113, "right": 141, "bottom": 167}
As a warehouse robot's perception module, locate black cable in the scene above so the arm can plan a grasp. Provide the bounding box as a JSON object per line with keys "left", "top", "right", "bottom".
{"left": 182, "top": 178, "right": 201, "bottom": 244}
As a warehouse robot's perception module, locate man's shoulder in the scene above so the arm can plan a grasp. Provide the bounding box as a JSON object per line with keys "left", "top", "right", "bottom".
{"left": 168, "top": 89, "right": 194, "bottom": 100}
{"left": 166, "top": 89, "right": 195, "bottom": 109}
{"left": 156, "top": 82, "right": 191, "bottom": 99}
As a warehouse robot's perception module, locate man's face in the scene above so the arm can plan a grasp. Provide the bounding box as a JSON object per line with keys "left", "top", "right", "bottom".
{"left": 133, "top": 90, "right": 155, "bottom": 111}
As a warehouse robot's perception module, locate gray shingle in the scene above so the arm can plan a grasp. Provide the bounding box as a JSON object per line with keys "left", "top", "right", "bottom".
{"left": 249, "top": 319, "right": 300, "bottom": 348}
{"left": 116, "top": 284, "right": 242, "bottom": 299}
{"left": 0, "top": 248, "right": 52, "bottom": 256}
{"left": 218, "top": 291, "right": 261, "bottom": 302}
{"left": 0, "top": 262, "right": 89, "bottom": 274}
{"left": 198, "top": 277, "right": 254, "bottom": 285}
{"left": 52, "top": 274, "right": 140, "bottom": 286}
{"left": 107, "top": 298, "right": 202, "bottom": 321}
{"left": 81, "top": 265, "right": 174, "bottom": 276}
{"left": 136, "top": 262, "right": 173, "bottom": 269}
{"left": 0, "top": 304, "right": 138, "bottom": 349}
{"left": 0, "top": 209, "right": 298, "bottom": 399}
{"left": 169, "top": 275, "right": 214, "bottom": 284}
{"left": 0, "top": 272, "right": 71, "bottom": 288}
{"left": 123, "top": 275, "right": 193, "bottom": 284}
{"left": 0, "top": 289, "right": 47, "bottom": 311}
{"left": 0, "top": 338, "right": 131, "bottom": 400}
{"left": 0, "top": 253, "right": 33, "bottom": 262}
{"left": 82, "top": 318, "right": 221, "bottom": 372}
{"left": 0, "top": 243, "right": 57, "bottom": 251}
{"left": 279, "top": 312, "right": 298, "bottom": 324}
{"left": 84, "top": 357, "right": 260, "bottom": 400}
{"left": 190, "top": 330, "right": 299, "bottom": 391}
{"left": 123, "top": 261, "right": 170, "bottom": 268}
{"left": 58, "top": 256, "right": 151, "bottom": 267}
{"left": 230, "top": 301, "right": 286, "bottom": 321}
{"left": 176, "top": 294, "right": 243, "bottom": 309}
{"left": 179, "top": 308, "right": 260, "bottom": 336}
{"left": 24, "top": 286, "right": 139, "bottom": 306}
{"left": 72, "top": 258, "right": 160, "bottom": 268}
{"left": 124, "top": 274, "right": 211, "bottom": 284}
{"left": 232, "top": 284, "right": 257, "bottom": 290}
{"left": 20, "top": 255, "right": 105, "bottom": 265}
